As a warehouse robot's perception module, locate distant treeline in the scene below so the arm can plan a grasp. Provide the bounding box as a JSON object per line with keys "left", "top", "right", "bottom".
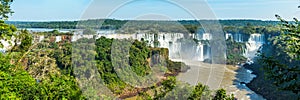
{"left": 6, "top": 19, "right": 279, "bottom": 29}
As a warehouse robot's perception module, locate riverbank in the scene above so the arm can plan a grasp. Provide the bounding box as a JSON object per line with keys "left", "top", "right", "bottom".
{"left": 175, "top": 60, "right": 264, "bottom": 100}
{"left": 244, "top": 60, "right": 298, "bottom": 100}
{"left": 220, "top": 65, "right": 265, "bottom": 100}
{"left": 119, "top": 58, "right": 190, "bottom": 99}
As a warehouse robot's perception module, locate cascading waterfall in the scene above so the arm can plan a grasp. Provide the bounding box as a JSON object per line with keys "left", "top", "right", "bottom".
{"left": 234, "top": 33, "right": 243, "bottom": 42}
{"left": 39, "top": 35, "right": 45, "bottom": 42}
{"left": 56, "top": 36, "right": 62, "bottom": 42}
{"left": 137, "top": 33, "right": 205, "bottom": 61}
{"left": 136, "top": 33, "right": 184, "bottom": 60}
{"left": 233, "top": 33, "right": 266, "bottom": 100}
{"left": 226, "top": 33, "right": 233, "bottom": 40}
{"left": 194, "top": 32, "right": 212, "bottom": 61}
{"left": 195, "top": 44, "right": 204, "bottom": 61}
{"left": 203, "top": 45, "right": 211, "bottom": 60}
{"left": 244, "top": 34, "right": 265, "bottom": 60}
{"left": 66, "top": 31, "right": 266, "bottom": 99}
{"left": 168, "top": 33, "right": 183, "bottom": 60}
{"left": 158, "top": 34, "right": 169, "bottom": 48}
{"left": 202, "top": 33, "right": 212, "bottom": 40}
{"left": 72, "top": 34, "right": 82, "bottom": 42}
{"left": 69, "top": 32, "right": 207, "bottom": 62}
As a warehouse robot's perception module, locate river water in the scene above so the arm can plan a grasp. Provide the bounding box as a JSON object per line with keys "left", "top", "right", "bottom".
{"left": 176, "top": 59, "right": 265, "bottom": 100}
{"left": 19, "top": 28, "right": 265, "bottom": 99}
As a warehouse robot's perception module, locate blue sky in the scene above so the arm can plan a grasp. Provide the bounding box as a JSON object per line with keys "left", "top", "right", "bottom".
{"left": 9, "top": 0, "right": 300, "bottom": 21}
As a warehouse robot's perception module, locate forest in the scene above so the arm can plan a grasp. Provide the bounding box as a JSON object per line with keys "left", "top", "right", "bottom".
{"left": 0, "top": 31, "right": 235, "bottom": 99}
{"left": 6, "top": 19, "right": 278, "bottom": 29}
{"left": 0, "top": 1, "right": 235, "bottom": 97}
{"left": 1, "top": 0, "right": 300, "bottom": 99}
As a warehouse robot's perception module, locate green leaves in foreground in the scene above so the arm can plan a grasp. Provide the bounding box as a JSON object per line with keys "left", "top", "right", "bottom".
{"left": 0, "top": 0, "right": 15, "bottom": 48}
{"left": 259, "top": 15, "right": 300, "bottom": 94}
{"left": 0, "top": 54, "right": 85, "bottom": 99}
{"left": 0, "top": 58, "right": 37, "bottom": 99}
{"left": 0, "top": 20, "right": 17, "bottom": 48}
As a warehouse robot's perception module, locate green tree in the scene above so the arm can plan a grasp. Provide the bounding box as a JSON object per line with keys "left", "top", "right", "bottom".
{"left": 226, "top": 37, "right": 247, "bottom": 65}
{"left": 0, "top": 0, "right": 13, "bottom": 20}
{"left": 0, "top": 54, "right": 38, "bottom": 99}
{"left": 36, "top": 74, "right": 84, "bottom": 99}
{"left": 129, "top": 40, "right": 151, "bottom": 76}
{"left": 213, "top": 89, "right": 234, "bottom": 100}
{"left": 259, "top": 15, "right": 300, "bottom": 95}
{"left": 188, "top": 83, "right": 211, "bottom": 100}
{"left": 10, "top": 30, "right": 33, "bottom": 52}
{"left": 153, "top": 76, "right": 176, "bottom": 100}
{"left": 0, "top": 0, "right": 15, "bottom": 48}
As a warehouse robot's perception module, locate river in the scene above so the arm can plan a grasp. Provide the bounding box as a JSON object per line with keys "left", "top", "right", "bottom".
{"left": 20, "top": 28, "right": 265, "bottom": 99}
{"left": 175, "top": 60, "right": 265, "bottom": 100}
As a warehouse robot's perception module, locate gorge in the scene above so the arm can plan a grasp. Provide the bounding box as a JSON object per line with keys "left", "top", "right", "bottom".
{"left": 0, "top": 28, "right": 268, "bottom": 99}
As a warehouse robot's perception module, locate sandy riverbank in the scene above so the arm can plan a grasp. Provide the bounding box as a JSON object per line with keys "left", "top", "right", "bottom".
{"left": 220, "top": 65, "right": 265, "bottom": 100}
{"left": 125, "top": 60, "right": 266, "bottom": 100}
{"left": 176, "top": 60, "right": 265, "bottom": 100}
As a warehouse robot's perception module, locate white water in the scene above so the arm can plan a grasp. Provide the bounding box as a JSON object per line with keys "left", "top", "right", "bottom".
{"left": 244, "top": 34, "right": 265, "bottom": 60}
{"left": 26, "top": 31, "right": 267, "bottom": 99}
{"left": 36, "top": 31, "right": 211, "bottom": 62}
{"left": 237, "top": 33, "right": 266, "bottom": 100}
{"left": 94, "top": 32, "right": 265, "bottom": 99}
{"left": 226, "top": 33, "right": 233, "bottom": 40}
{"left": 234, "top": 33, "right": 244, "bottom": 42}
{"left": 0, "top": 37, "right": 17, "bottom": 53}
{"left": 196, "top": 44, "right": 204, "bottom": 61}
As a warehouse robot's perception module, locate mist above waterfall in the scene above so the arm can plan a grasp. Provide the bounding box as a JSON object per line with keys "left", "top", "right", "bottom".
{"left": 244, "top": 34, "right": 265, "bottom": 59}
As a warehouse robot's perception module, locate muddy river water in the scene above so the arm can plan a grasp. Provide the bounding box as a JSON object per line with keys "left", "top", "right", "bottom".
{"left": 175, "top": 60, "right": 265, "bottom": 100}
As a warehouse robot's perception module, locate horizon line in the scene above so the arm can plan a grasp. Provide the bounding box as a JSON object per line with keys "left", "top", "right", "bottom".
{"left": 7, "top": 18, "right": 281, "bottom": 22}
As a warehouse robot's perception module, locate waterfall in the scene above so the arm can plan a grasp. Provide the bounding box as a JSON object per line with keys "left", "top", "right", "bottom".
{"left": 248, "top": 34, "right": 264, "bottom": 44}
{"left": 68, "top": 32, "right": 206, "bottom": 62}
{"left": 202, "top": 33, "right": 212, "bottom": 40}
{"left": 171, "top": 41, "right": 181, "bottom": 59}
{"left": 132, "top": 33, "right": 205, "bottom": 61}
{"left": 158, "top": 34, "right": 169, "bottom": 48}
{"left": 72, "top": 35, "right": 81, "bottom": 42}
{"left": 169, "top": 34, "right": 182, "bottom": 60}
{"left": 203, "top": 45, "right": 211, "bottom": 60}
{"left": 195, "top": 44, "right": 204, "bottom": 61}
{"left": 226, "top": 33, "right": 233, "bottom": 40}
{"left": 234, "top": 33, "right": 243, "bottom": 42}
{"left": 39, "top": 35, "right": 45, "bottom": 42}
{"left": 32, "top": 32, "right": 211, "bottom": 62}
{"left": 56, "top": 36, "right": 62, "bottom": 42}
{"left": 244, "top": 34, "right": 265, "bottom": 62}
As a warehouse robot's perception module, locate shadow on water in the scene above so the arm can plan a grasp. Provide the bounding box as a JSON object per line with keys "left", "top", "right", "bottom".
{"left": 243, "top": 59, "right": 299, "bottom": 100}
{"left": 233, "top": 63, "right": 266, "bottom": 100}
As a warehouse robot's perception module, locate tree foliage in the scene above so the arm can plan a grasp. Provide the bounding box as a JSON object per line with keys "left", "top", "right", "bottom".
{"left": 0, "top": 0, "right": 15, "bottom": 48}
{"left": 259, "top": 15, "right": 300, "bottom": 95}
{"left": 0, "top": 0, "right": 13, "bottom": 20}
{"left": 0, "top": 1, "right": 239, "bottom": 99}
{"left": 226, "top": 37, "right": 247, "bottom": 65}
{"left": 188, "top": 83, "right": 211, "bottom": 100}
{"left": 213, "top": 89, "right": 235, "bottom": 100}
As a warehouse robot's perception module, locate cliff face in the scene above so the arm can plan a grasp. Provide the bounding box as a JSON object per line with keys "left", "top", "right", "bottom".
{"left": 30, "top": 32, "right": 267, "bottom": 66}
{"left": 150, "top": 48, "right": 189, "bottom": 74}
{"left": 245, "top": 41, "right": 298, "bottom": 100}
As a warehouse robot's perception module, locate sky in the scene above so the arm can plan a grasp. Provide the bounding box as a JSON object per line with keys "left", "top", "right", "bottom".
{"left": 8, "top": 0, "right": 300, "bottom": 21}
